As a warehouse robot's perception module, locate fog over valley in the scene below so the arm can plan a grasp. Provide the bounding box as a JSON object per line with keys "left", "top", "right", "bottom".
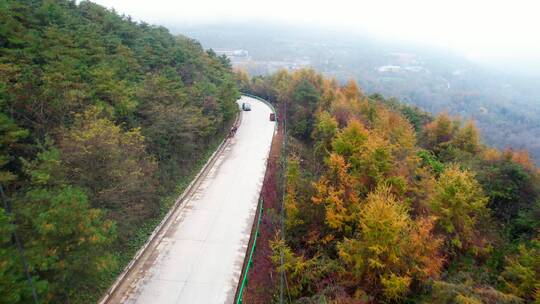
{"left": 172, "top": 22, "right": 540, "bottom": 164}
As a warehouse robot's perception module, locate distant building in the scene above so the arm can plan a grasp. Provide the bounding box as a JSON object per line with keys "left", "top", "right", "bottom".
{"left": 404, "top": 66, "right": 428, "bottom": 73}
{"left": 214, "top": 49, "right": 249, "bottom": 58}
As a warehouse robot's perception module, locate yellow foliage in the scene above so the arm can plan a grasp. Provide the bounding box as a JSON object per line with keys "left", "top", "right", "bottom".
{"left": 504, "top": 149, "right": 536, "bottom": 171}
{"left": 271, "top": 69, "right": 293, "bottom": 102}
{"left": 312, "top": 154, "right": 361, "bottom": 234}
{"left": 500, "top": 240, "right": 540, "bottom": 301}
{"left": 482, "top": 147, "right": 502, "bottom": 162}
{"left": 312, "top": 111, "right": 339, "bottom": 157}
{"left": 373, "top": 108, "right": 417, "bottom": 153}
{"left": 285, "top": 156, "right": 304, "bottom": 230}
{"left": 330, "top": 93, "right": 364, "bottom": 127}
{"left": 60, "top": 107, "right": 157, "bottom": 214}
{"left": 423, "top": 113, "right": 459, "bottom": 150}
{"left": 381, "top": 273, "right": 412, "bottom": 301}
{"left": 452, "top": 120, "right": 482, "bottom": 154}
{"left": 341, "top": 80, "right": 363, "bottom": 101}
{"left": 332, "top": 119, "right": 370, "bottom": 159}
{"left": 289, "top": 68, "right": 324, "bottom": 91}
{"left": 405, "top": 217, "right": 444, "bottom": 280}
{"left": 429, "top": 164, "right": 489, "bottom": 254}
{"left": 356, "top": 186, "right": 410, "bottom": 270}
{"left": 318, "top": 78, "right": 340, "bottom": 111}
{"left": 270, "top": 234, "right": 317, "bottom": 298}
{"left": 455, "top": 294, "right": 483, "bottom": 304}
{"left": 338, "top": 185, "right": 443, "bottom": 297}
{"left": 333, "top": 119, "right": 404, "bottom": 193}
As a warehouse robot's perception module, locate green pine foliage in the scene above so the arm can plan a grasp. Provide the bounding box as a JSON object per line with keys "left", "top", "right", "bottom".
{"left": 0, "top": 0, "right": 238, "bottom": 302}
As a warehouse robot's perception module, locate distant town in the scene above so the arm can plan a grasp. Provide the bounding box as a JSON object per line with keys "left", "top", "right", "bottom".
{"left": 215, "top": 48, "right": 311, "bottom": 74}
{"left": 216, "top": 49, "right": 438, "bottom": 76}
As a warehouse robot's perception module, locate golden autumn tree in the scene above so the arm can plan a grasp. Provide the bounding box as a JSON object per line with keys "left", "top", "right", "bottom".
{"left": 338, "top": 186, "right": 443, "bottom": 301}
{"left": 422, "top": 113, "right": 459, "bottom": 152}
{"left": 332, "top": 119, "right": 370, "bottom": 160}
{"left": 372, "top": 108, "right": 425, "bottom": 198}
{"left": 270, "top": 236, "right": 312, "bottom": 298}
{"left": 428, "top": 164, "right": 490, "bottom": 255}
{"left": 404, "top": 217, "right": 445, "bottom": 281}
{"left": 271, "top": 69, "right": 293, "bottom": 103}
{"left": 482, "top": 147, "right": 503, "bottom": 162}
{"left": 312, "top": 153, "right": 361, "bottom": 236}
{"left": 341, "top": 79, "right": 362, "bottom": 101}
{"left": 332, "top": 119, "right": 399, "bottom": 193}
{"left": 373, "top": 108, "right": 417, "bottom": 155}
{"left": 451, "top": 120, "right": 482, "bottom": 155}
{"left": 292, "top": 69, "right": 324, "bottom": 90}
{"left": 358, "top": 135, "right": 397, "bottom": 192}
{"left": 330, "top": 93, "right": 364, "bottom": 127}
{"left": 504, "top": 149, "right": 536, "bottom": 172}
{"left": 318, "top": 78, "right": 340, "bottom": 112}
{"left": 269, "top": 234, "right": 333, "bottom": 299}
{"left": 338, "top": 186, "right": 411, "bottom": 291}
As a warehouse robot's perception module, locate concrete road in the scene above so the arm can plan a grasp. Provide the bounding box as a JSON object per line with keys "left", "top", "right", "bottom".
{"left": 106, "top": 96, "right": 275, "bottom": 303}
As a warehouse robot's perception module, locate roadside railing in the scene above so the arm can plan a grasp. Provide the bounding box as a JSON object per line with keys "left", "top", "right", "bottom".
{"left": 99, "top": 110, "right": 242, "bottom": 304}
{"left": 236, "top": 198, "right": 264, "bottom": 304}
{"left": 235, "top": 93, "right": 277, "bottom": 303}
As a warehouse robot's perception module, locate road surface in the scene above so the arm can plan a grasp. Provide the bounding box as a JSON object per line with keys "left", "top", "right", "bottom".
{"left": 105, "top": 96, "right": 275, "bottom": 303}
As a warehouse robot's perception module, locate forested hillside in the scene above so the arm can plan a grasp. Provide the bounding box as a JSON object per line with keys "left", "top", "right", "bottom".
{"left": 0, "top": 1, "right": 238, "bottom": 302}
{"left": 182, "top": 23, "right": 540, "bottom": 164}
{"left": 239, "top": 69, "right": 540, "bottom": 303}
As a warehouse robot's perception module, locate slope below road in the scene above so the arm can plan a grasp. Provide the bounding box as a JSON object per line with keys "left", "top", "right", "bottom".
{"left": 102, "top": 96, "right": 275, "bottom": 303}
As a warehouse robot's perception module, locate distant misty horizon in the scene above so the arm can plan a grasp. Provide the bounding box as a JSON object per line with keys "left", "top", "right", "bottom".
{"left": 90, "top": 0, "right": 540, "bottom": 77}
{"left": 169, "top": 20, "right": 540, "bottom": 79}
{"left": 172, "top": 21, "right": 540, "bottom": 164}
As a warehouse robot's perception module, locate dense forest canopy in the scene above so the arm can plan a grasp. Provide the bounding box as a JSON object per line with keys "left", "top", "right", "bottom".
{"left": 0, "top": 0, "right": 238, "bottom": 302}
{"left": 238, "top": 69, "right": 540, "bottom": 303}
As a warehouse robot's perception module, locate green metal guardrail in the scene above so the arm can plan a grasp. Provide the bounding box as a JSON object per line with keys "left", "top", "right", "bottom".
{"left": 236, "top": 198, "right": 264, "bottom": 304}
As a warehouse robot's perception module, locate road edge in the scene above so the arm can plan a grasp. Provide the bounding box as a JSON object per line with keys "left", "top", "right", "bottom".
{"left": 98, "top": 102, "right": 243, "bottom": 304}
{"left": 233, "top": 94, "right": 278, "bottom": 303}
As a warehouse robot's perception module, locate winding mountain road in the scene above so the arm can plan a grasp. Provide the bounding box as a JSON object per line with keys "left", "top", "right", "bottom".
{"left": 102, "top": 96, "right": 275, "bottom": 303}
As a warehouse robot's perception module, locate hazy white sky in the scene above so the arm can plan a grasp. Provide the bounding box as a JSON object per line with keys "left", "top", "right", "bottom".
{"left": 91, "top": 0, "right": 540, "bottom": 62}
